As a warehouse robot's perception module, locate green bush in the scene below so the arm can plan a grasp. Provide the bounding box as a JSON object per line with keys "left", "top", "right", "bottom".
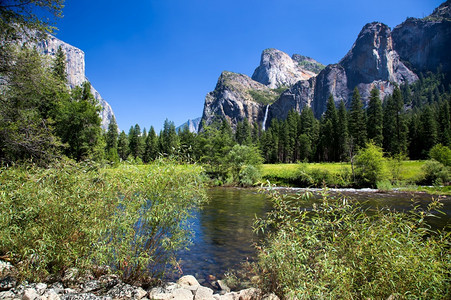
{"left": 421, "top": 159, "right": 450, "bottom": 185}
{"left": 239, "top": 164, "right": 262, "bottom": 186}
{"left": 429, "top": 144, "right": 451, "bottom": 167}
{"left": 0, "top": 160, "right": 207, "bottom": 282}
{"left": 354, "top": 142, "right": 389, "bottom": 187}
{"left": 254, "top": 186, "right": 450, "bottom": 299}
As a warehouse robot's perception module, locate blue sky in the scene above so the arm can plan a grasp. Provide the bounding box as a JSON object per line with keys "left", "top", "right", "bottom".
{"left": 55, "top": 0, "right": 443, "bottom": 132}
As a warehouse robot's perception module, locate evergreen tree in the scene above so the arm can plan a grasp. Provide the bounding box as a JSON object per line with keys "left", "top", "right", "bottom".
{"left": 143, "top": 126, "right": 158, "bottom": 162}
{"left": 366, "top": 87, "right": 383, "bottom": 147}
{"left": 55, "top": 81, "right": 102, "bottom": 161}
{"left": 117, "top": 130, "right": 129, "bottom": 161}
{"left": 419, "top": 105, "right": 438, "bottom": 157}
{"left": 53, "top": 45, "right": 66, "bottom": 82}
{"left": 178, "top": 124, "right": 195, "bottom": 160}
{"left": 318, "top": 95, "right": 338, "bottom": 161}
{"left": 105, "top": 116, "right": 118, "bottom": 151}
{"left": 383, "top": 87, "right": 408, "bottom": 156}
{"left": 235, "top": 119, "right": 252, "bottom": 145}
{"left": 337, "top": 100, "right": 349, "bottom": 161}
{"left": 438, "top": 100, "right": 451, "bottom": 146}
{"left": 348, "top": 87, "right": 367, "bottom": 150}
{"left": 159, "top": 119, "right": 179, "bottom": 156}
{"left": 300, "top": 107, "right": 319, "bottom": 161}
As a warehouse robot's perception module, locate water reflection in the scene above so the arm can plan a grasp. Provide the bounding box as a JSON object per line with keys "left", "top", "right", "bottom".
{"left": 175, "top": 187, "right": 450, "bottom": 283}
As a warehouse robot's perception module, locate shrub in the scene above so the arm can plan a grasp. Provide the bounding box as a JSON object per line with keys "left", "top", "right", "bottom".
{"left": 429, "top": 144, "right": 451, "bottom": 167}
{"left": 0, "top": 159, "right": 207, "bottom": 282}
{"left": 254, "top": 186, "right": 450, "bottom": 299}
{"left": 354, "top": 142, "right": 389, "bottom": 187}
{"left": 421, "top": 159, "right": 450, "bottom": 185}
{"left": 239, "top": 164, "right": 262, "bottom": 186}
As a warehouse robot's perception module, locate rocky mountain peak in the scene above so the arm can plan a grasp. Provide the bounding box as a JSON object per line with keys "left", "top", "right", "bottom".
{"left": 252, "top": 48, "right": 316, "bottom": 89}
{"left": 340, "top": 22, "right": 417, "bottom": 89}
{"left": 429, "top": 0, "right": 451, "bottom": 20}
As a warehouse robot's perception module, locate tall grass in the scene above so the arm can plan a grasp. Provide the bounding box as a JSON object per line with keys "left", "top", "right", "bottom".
{"left": 0, "top": 159, "right": 207, "bottom": 282}
{"left": 254, "top": 186, "right": 450, "bottom": 299}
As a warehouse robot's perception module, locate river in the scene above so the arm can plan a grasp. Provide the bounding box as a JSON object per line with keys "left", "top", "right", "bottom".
{"left": 175, "top": 187, "right": 450, "bottom": 284}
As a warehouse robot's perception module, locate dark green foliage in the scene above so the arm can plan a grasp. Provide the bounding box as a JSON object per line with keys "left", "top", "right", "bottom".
{"left": 128, "top": 124, "right": 145, "bottom": 159}
{"left": 383, "top": 87, "right": 408, "bottom": 156}
{"left": 54, "top": 81, "right": 102, "bottom": 161}
{"left": 52, "top": 45, "right": 66, "bottom": 82}
{"left": 318, "top": 95, "right": 339, "bottom": 161}
{"left": 159, "top": 119, "right": 179, "bottom": 156}
{"left": 235, "top": 119, "right": 252, "bottom": 145}
{"left": 348, "top": 87, "right": 367, "bottom": 149}
{"left": 366, "top": 87, "right": 383, "bottom": 147}
{"left": 117, "top": 131, "right": 129, "bottom": 161}
{"left": 143, "top": 126, "right": 158, "bottom": 163}
{"left": 418, "top": 105, "right": 438, "bottom": 156}
{"left": 337, "top": 100, "right": 349, "bottom": 160}
{"left": 0, "top": 47, "right": 65, "bottom": 165}
{"left": 105, "top": 115, "right": 118, "bottom": 151}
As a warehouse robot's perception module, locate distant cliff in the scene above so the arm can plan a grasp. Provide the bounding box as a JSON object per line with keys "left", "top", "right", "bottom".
{"left": 35, "top": 34, "right": 115, "bottom": 130}
{"left": 200, "top": 1, "right": 450, "bottom": 131}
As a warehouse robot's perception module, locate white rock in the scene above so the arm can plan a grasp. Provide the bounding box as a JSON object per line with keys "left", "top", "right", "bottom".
{"left": 177, "top": 276, "right": 199, "bottom": 289}
{"left": 35, "top": 283, "right": 47, "bottom": 295}
{"left": 22, "top": 288, "right": 39, "bottom": 300}
{"left": 238, "top": 288, "right": 261, "bottom": 300}
{"left": 134, "top": 287, "right": 147, "bottom": 300}
{"left": 193, "top": 286, "right": 213, "bottom": 300}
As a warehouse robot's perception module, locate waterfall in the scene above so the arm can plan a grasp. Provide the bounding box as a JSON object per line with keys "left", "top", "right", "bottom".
{"left": 262, "top": 105, "right": 270, "bottom": 131}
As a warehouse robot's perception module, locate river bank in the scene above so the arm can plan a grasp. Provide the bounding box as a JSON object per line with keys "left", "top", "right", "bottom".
{"left": 0, "top": 261, "right": 277, "bottom": 300}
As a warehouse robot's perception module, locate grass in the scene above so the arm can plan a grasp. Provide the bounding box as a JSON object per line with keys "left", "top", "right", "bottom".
{"left": 260, "top": 161, "right": 436, "bottom": 190}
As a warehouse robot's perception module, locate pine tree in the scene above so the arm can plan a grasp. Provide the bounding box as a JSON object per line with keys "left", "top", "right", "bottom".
{"left": 348, "top": 87, "right": 367, "bottom": 150}
{"left": 159, "top": 119, "right": 179, "bottom": 156}
{"left": 318, "top": 95, "right": 338, "bottom": 161}
{"left": 383, "top": 87, "right": 408, "bottom": 156}
{"left": 419, "top": 105, "right": 438, "bottom": 157}
{"left": 337, "top": 100, "right": 349, "bottom": 160}
{"left": 366, "top": 87, "right": 383, "bottom": 147}
{"left": 105, "top": 116, "right": 118, "bottom": 151}
{"left": 53, "top": 45, "right": 66, "bottom": 82}
{"left": 235, "top": 119, "right": 252, "bottom": 145}
{"left": 143, "top": 126, "right": 158, "bottom": 162}
{"left": 438, "top": 100, "right": 451, "bottom": 146}
{"left": 117, "top": 130, "right": 129, "bottom": 161}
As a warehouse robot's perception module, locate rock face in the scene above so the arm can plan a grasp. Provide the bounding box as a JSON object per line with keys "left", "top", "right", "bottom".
{"left": 392, "top": 0, "right": 451, "bottom": 74}
{"left": 252, "top": 48, "right": 317, "bottom": 88}
{"left": 201, "top": 1, "right": 449, "bottom": 130}
{"left": 34, "top": 34, "right": 115, "bottom": 130}
{"left": 177, "top": 117, "right": 202, "bottom": 133}
{"left": 199, "top": 71, "right": 279, "bottom": 131}
{"left": 268, "top": 22, "right": 418, "bottom": 123}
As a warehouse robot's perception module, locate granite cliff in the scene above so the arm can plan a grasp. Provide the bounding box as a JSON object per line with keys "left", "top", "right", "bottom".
{"left": 35, "top": 34, "right": 115, "bottom": 130}
{"left": 392, "top": 0, "right": 451, "bottom": 74}
{"left": 200, "top": 1, "right": 449, "bottom": 131}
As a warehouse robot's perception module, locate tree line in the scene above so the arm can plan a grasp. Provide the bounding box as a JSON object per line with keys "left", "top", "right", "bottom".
{"left": 105, "top": 71, "right": 450, "bottom": 167}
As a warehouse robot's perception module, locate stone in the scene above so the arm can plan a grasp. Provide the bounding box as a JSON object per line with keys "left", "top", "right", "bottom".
{"left": 199, "top": 71, "right": 277, "bottom": 132}
{"left": 81, "top": 281, "right": 101, "bottom": 294}
{"left": 252, "top": 48, "right": 318, "bottom": 89}
{"left": 261, "top": 293, "right": 279, "bottom": 300}
{"left": 215, "top": 281, "right": 230, "bottom": 294}
{"left": 22, "top": 288, "right": 39, "bottom": 300}
{"left": 193, "top": 286, "right": 213, "bottom": 300}
{"left": 35, "top": 283, "right": 47, "bottom": 295}
{"left": 392, "top": 1, "right": 451, "bottom": 74}
{"left": 212, "top": 292, "right": 238, "bottom": 300}
{"left": 176, "top": 276, "right": 199, "bottom": 290}
{"left": 0, "top": 290, "right": 15, "bottom": 299}
{"left": 62, "top": 269, "right": 80, "bottom": 286}
{"left": 170, "top": 288, "right": 193, "bottom": 300}
{"left": 134, "top": 287, "right": 147, "bottom": 300}
{"left": 41, "top": 289, "right": 61, "bottom": 300}
{"left": 238, "top": 288, "right": 261, "bottom": 300}
{"left": 0, "top": 276, "right": 17, "bottom": 291}
{"left": 105, "top": 282, "right": 135, "bottom": 299}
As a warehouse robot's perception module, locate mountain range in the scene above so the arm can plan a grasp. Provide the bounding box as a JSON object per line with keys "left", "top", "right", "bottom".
{"left": 199, "top": 0, "right": 451, "bottom": 132}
